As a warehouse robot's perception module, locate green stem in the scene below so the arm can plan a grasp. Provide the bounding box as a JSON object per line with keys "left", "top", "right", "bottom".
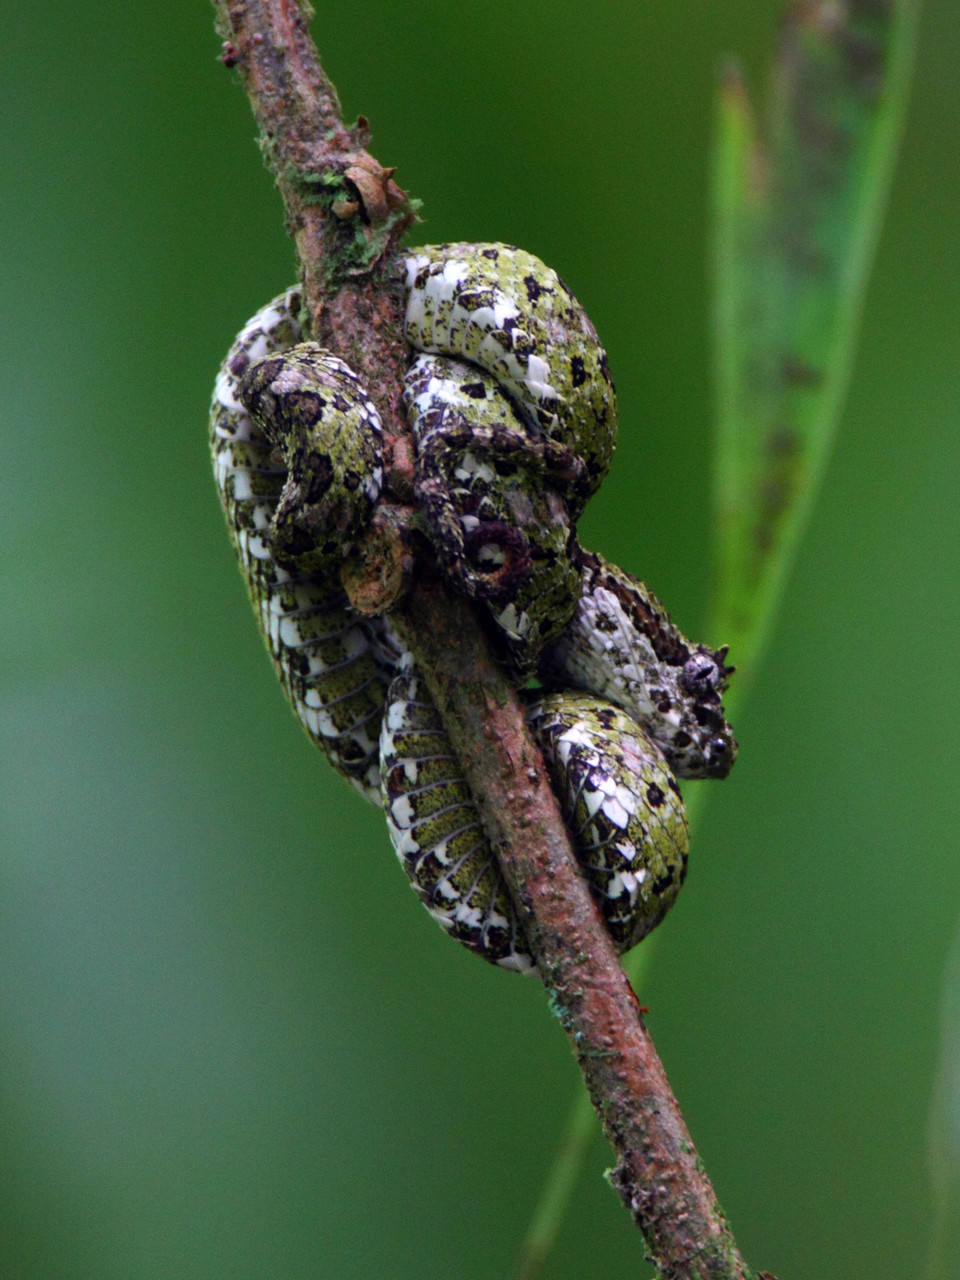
{"left": 710, "top": 0, "right": 921, "bottom": 679}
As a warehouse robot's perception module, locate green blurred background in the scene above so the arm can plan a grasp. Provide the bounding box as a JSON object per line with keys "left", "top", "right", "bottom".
{"left": 3, "top": 3, "right": 958, "bottom": 1277}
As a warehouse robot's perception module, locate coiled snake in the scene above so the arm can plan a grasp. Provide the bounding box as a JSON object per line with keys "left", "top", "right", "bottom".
{"left": 210, "top": 243, "right": 736, "bottom": 970}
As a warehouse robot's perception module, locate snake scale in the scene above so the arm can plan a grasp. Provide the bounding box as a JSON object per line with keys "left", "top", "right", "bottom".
{"left": 210, "top": 243, "right": 736, "bottom": 971}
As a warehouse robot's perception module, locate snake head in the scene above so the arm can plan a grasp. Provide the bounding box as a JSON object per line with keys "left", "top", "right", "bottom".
{"left": 678, "top": 647, "right": 737, "bottom": 778}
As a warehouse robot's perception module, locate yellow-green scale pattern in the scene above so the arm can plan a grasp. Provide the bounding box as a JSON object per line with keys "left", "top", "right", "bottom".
{"left": 380, "top": 660, "right": 690, "bottom": 973}
{"left": 210, "top": 288, "right": 394, "bottom": 804}
{"left": 400, "top": 242, "right": 618, "bottom": 509}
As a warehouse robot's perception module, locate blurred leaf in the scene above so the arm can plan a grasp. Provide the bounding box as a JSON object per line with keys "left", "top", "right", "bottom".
{"left": 928, "top": 922, "right": 960, "bottom": 1280}
{"left": 710, "top": 0, "right": 919, "bottom": 694}
{"left": 516, "top": 4, "right": 919, "bottom": 1275}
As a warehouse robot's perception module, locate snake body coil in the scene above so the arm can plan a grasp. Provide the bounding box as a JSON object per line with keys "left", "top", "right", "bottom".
{"left": 210, "top": 287, "right": 392, "bottom": 804}
{"left": 400, "top": 242, "right": 617, "bottom": 507}
{"left": 210, "top": 243, "right": 735, "bottom": 969}
{"left": 380, "top": 660, "right": 689, "bottom": 972}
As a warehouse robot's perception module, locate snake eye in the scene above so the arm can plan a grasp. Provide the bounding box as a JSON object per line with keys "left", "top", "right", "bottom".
{"left": 704, "top": 734, "right": 738, "bottom": 779}
{"left": 681, "top": 651, "right": 721, "bottom": 696}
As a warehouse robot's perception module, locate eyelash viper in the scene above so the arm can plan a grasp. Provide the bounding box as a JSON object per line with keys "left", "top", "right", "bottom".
{"left": 210, "top": 244, "right": 735, "bottom": 967}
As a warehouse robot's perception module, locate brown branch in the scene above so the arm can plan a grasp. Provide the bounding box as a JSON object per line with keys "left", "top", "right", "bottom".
{"left": 210, "top": 4, "right": 770, "bottom": 1276}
